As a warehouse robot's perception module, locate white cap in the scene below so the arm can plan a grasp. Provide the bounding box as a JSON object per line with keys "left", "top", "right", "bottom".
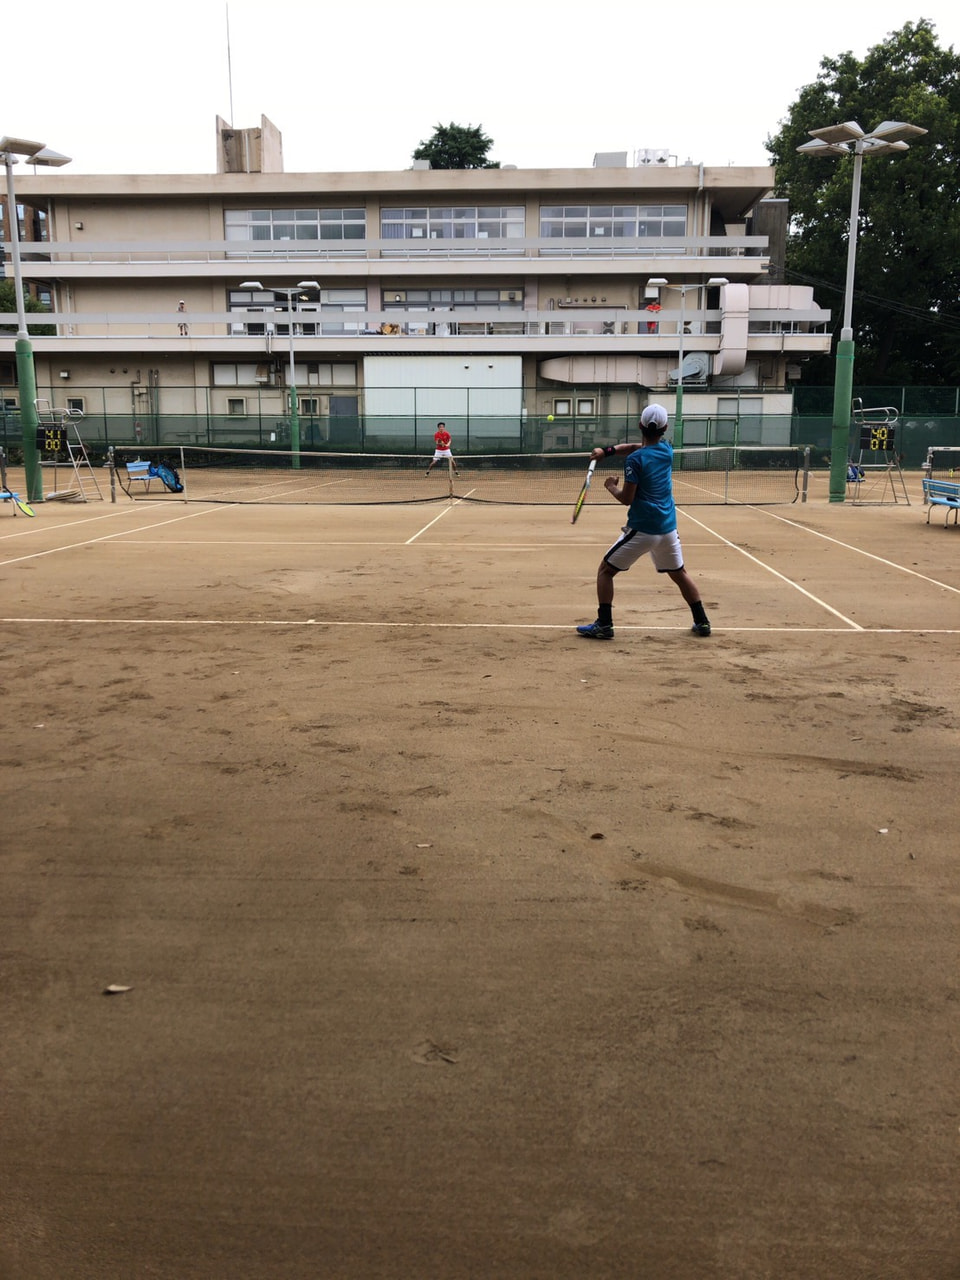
{"left": 641, "top": 404, "right": 669, "bottom": 429}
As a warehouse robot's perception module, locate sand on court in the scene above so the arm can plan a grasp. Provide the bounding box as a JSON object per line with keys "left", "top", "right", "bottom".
{"left": 1, "top": 484, "right": 959, "bottom": 1278}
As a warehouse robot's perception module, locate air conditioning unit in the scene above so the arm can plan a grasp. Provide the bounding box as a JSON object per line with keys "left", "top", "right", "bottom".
{"left": 635, "top": 148, "right": 672, "bottom": 166}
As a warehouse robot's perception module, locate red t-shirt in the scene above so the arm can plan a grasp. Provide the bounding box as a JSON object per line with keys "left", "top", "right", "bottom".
{"left": 434, "top": 430, "right": 451, "bottom": 449}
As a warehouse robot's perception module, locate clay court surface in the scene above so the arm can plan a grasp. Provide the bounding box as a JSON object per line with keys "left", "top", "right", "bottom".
{"left": 2, "top": 471, "right": 959, "bottom": 1278}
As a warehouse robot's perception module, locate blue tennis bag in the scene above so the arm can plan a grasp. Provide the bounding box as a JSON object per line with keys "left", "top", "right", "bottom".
{"left": 149, "top": 462, "right": 184, "bottom": 493}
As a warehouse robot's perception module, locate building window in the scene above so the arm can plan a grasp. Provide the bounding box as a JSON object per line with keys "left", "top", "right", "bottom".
{"left": 66, "top": 396, "right": 85, "bottom": 414}
{"left": 553, "top": 399, "right": 572, "bottom": 416}
{"left": 224, "top": 208, "right": 366, "bottom": 242}
{"left": 213, "top": 361, "right": 357, "bottom": 388}
{"left": 576, "top": 398, "right": 596, "bottom": 416}
{"left": 304, "top": 363, "right": 357, "bottom": 387}
{"left": 380, "top": 206, "right": 524, "bottom": 240}
{"left": 384, "top": 287, "right": 521, "bottom": 309}
{"left": 213, "top": 362, "right": 275, "bottom": 386}
{"left": 539, "top": 204, "right": 687, "bottom": 238}
{"left": 227, "top": 287, "right": 367, "bottom": 336}
{"left": 0, "top": 203, "right": 48, "bottom": 242}
{"left": 227, "top": 397, "right": 246, "bottom": 415}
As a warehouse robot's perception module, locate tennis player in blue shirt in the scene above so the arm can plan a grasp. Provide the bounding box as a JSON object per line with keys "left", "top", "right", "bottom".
{"left": 576, "top": 403, "right": 712, "bottom": 640}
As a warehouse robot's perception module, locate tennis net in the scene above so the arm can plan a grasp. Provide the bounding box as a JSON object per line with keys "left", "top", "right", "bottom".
{"left": 926, "top": 447, "right": 960, "bottom": 479}
{"left": 112, "top": 445, "right": 805, "bottom": 506}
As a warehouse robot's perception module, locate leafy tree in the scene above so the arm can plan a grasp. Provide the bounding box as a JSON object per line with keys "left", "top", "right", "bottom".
{"left": 766, "top": 20, "right": 960, "bottom": 384}
{"left": 413, "top": 123, "right": 499, "bottom": 170}
{"left": 0, "top": 279, "right": 55, "bottom": 335}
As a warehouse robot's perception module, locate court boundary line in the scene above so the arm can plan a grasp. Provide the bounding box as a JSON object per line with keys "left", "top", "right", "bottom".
{"left": 1, "top": 616, "right": 956, "bottom": 635}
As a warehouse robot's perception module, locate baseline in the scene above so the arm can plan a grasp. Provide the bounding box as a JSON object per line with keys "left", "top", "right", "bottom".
{"left": 1, "top": 616, "right": 956, "bottom": 634}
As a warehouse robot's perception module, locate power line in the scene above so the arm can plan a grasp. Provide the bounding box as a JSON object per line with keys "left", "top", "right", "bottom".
{"left": 783, "top": 267, "right": 960, "bottom": 334}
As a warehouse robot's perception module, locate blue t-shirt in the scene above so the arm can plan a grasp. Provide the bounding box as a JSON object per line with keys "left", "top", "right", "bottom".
{"left": 623, "top": 439, "right": 676, "bottom": 534}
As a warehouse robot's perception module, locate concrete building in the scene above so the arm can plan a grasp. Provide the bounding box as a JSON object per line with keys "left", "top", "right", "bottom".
{"left": 2, "top": 124, "right": 830, "bottom": 452}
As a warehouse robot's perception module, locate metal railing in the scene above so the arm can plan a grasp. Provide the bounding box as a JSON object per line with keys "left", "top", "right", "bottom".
{"left": 1, "top": 308, "right": 830, "bottom": 342}
{"left": 7, "top": 234, "right": 770, "bottom": 266}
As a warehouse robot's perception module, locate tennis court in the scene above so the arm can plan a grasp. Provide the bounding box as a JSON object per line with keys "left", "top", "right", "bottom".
{"left": 2, "top": 472, "right": 959, "bottom": 1278}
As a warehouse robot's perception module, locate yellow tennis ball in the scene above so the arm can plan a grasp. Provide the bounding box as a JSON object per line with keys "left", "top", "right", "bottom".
{"left": 547, "top": 414, "right": 555, "bottom": 421}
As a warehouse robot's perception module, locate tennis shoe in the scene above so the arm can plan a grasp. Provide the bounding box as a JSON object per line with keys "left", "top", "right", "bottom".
{"left": 577, "top": 621, "right": 614, "bottom": 640}
{"left": 691, "top": 620, "right": 711, "bottom": 637}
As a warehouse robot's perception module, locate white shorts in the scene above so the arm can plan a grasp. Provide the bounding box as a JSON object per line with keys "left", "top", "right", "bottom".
{"left": 603, "top": 526, "right": 684, "bottom": 573}
{"left": 432, "top": 448, "right": 453, "bottom": 459}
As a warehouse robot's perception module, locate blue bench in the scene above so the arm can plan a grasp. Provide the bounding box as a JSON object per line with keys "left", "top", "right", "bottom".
{"left": 923, "top": 477, "right": 960, "bottom": 526}
{"left": 124, "top": 459, "right": 153, "bottom": 492}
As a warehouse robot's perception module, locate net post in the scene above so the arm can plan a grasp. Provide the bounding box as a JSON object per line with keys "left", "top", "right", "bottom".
{"left": 447, "top": 454, "right": 454, "bottom": 499}
{"left": 107, "top": 445, "right": 117, "bottom": 503}
{"left": 801, "top": 446, "right": 810, "bottom": 503}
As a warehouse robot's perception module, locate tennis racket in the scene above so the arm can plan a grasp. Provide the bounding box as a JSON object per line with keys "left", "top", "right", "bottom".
{"left": 570, "top": 459, "right": 597, "bottom": 524}
{"left": 2, "top": 487, "right": 35, "bottom": 517}
{"left": 10, "top": 491, "right": 35, "bottom": 517}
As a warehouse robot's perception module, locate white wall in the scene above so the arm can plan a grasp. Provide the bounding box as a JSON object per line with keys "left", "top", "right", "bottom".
{"left": 363, "top": 356, "right": 523, "bottom": 443}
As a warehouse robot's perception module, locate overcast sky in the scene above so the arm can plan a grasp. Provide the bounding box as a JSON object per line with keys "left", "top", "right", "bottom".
{"left": 5, "top": 1, "right": 958, "bottom": 175}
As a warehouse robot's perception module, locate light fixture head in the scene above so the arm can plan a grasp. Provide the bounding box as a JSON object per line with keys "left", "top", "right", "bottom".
{"left": 869, "top": 120, "right": 928, "bottom": 144}
{"left": 0, "top": 135, "right": 46, "bottom": 157}
{"left": 808, "top": 121, "right": 865, "bottom": 146}
{"left": 239, "top": 281, "right": 264, "bottom": 290}
{"left": 796, "top": 139, "right": 850, "bottom": 157}
{"left": 297, "top": 280, "right": 320, "bottom": 289}
{"left": 861, "top": 139, "right": 910, "bottom": 155}
{"left": 29, "top": 147, "right": 71, "bottom": 167}
{"left": 706, "top": 277, "right": 729, "bottom": 287}
{"left": 798, "top": 119, "right": 927, "bottom": 158}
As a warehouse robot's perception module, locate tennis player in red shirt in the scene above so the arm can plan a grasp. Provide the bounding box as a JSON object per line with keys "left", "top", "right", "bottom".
{"left": 426, "top": 422, "right": 460, "bottom": 476}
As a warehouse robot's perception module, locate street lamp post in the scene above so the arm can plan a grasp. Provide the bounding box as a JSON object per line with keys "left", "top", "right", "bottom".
{"left": 797, "top": 120, "right": 926, "bottom": 502}
{"left": 1, "top": 135, "right": 71, "bottom": 503}
{"left": 239, "top": 280, "right": 320, "bottom": 467}
{"left": 647, "top": 277, "right": 728, "bottom": 451}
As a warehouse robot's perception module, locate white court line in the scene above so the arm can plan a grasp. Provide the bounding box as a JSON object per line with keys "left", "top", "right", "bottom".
{"left": 679, "top": 508, "right": 864, "bottom": 630}
{"left": 1, "top": 616, "right": 957, "bottom": 633}
{"left": 405, "top": 491, "right": 478, "bottom": 543}
{"left": 0, "top": 504, "right": 226, "bottom": 568}
{"left": 748, "top": 506, "right": 960, "bottom": 596}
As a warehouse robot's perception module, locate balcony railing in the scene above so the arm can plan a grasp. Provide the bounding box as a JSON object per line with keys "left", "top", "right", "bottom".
{"left": 0, "top": 308, "right": 831, "bottom": 342}
{"left": 7, "top": 235, "right": 771, "bottom": 267}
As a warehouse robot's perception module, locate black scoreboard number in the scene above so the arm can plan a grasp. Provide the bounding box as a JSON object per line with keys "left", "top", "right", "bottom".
{"left": 859, "top": 425, "right": 895, "bottom": 452}
{"left": 36, "top": 426, "right": 67, "bottom": 453}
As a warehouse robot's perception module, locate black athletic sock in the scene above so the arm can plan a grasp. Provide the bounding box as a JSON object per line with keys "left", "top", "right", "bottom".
{"left": 691, "top": 601, "right": 708, "bottom": 626}
{"left": 598, "top": 604, "right": 613, "bottom": 627}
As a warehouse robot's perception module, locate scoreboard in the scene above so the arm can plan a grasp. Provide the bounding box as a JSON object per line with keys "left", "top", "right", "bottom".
{"left": 36, "top": 425, "right": 68, "bottom": 454}
{"left": 859, "top": 424, "right": 895, "bottom": 452}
